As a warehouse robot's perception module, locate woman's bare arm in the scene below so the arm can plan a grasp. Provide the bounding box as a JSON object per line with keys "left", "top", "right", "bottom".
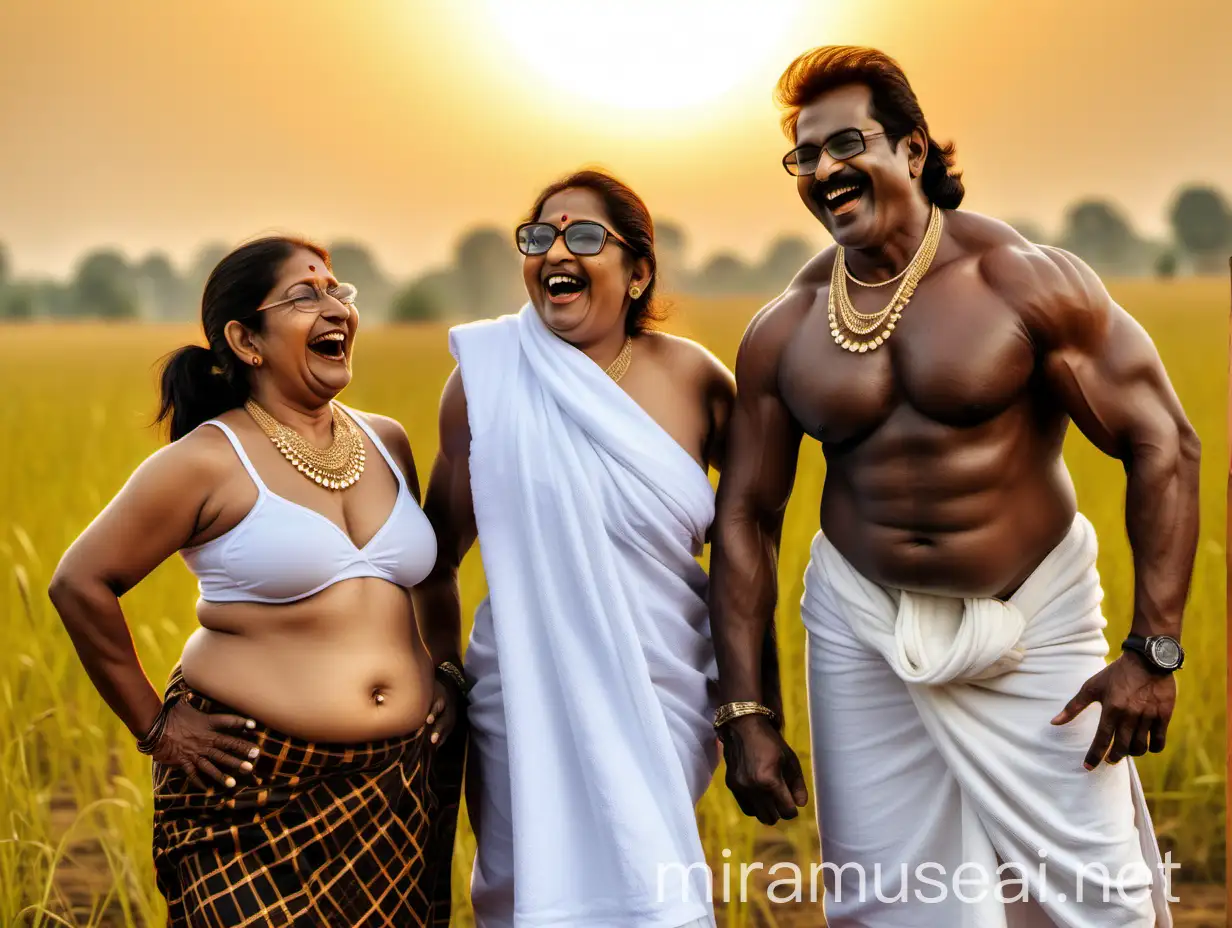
{"left": 48, "top": 434, "right": 222, "bottom": 738}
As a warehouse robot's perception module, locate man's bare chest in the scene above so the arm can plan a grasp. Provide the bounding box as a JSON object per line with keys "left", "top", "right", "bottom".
{"left": 779, "top": 284, "right": 1037, "bottom": 444}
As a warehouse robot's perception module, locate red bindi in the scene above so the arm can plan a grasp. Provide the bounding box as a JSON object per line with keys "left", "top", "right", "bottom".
{"left": 560, "top": 214, "right": 567, "bottom": 223}
{"left": 308, "top": 264, "right": 316, "bottom": 271}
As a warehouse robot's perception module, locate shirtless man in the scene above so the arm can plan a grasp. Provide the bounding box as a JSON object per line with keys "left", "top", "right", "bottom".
{"left": 708, "top": 46, "right": 1199, "bottom": 924}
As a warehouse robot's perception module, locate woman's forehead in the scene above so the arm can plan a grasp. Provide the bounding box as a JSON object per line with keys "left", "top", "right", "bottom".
{"left": 276, "top": 248, "right": 332, "bottom": 284}
{"left": 539, "top": 188, "right": 610, "bottom": 224}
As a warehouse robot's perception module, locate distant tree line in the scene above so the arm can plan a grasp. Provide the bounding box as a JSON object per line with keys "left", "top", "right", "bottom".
{"left": 2, "top": 183, "right": 1228, "bottom": 323}
{"left": 1009, "top": 184, "right": 1232, "bottom": 280}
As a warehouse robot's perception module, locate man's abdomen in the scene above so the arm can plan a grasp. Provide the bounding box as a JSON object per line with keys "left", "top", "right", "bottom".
{"left": 820, "top": 425, "right": 1078, "bottom": 599}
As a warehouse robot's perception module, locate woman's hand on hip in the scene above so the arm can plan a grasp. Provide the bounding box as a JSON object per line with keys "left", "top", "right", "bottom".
{"left": 151, "top": 702, "right": 261, "bottom": 789}
{"left": 425, "top": 678, "right": 462, "bottom": 746}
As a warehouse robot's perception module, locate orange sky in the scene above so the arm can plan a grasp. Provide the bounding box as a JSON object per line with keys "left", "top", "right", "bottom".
{"left": 1, "top": 0, "right": 1228, "bottom": 281}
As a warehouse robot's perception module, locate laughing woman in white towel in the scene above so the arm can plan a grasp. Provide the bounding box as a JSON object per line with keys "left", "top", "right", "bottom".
{"left": 414, "top": 169, "right": 735, "bottom": 928}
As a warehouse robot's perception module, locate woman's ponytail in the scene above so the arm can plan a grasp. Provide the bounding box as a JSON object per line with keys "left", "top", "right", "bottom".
{"left": 156, "top": 344, "right": 246, "bottom": 441}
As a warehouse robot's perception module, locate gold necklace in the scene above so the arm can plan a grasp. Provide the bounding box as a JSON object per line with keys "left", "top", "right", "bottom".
{"left": 244, "top": 399, "right": 366, "bottom": 490}
{"left": 845, "top": 261, "right": 909, "bottom": 288}
{"left": 829, "top": 204, "right": 944, "bottom": 353}
{"left": 605, "top": 336, "right": 633, "bottom": 382}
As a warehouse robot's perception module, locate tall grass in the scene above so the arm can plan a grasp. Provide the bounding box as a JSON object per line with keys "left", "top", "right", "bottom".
{"left": 0, "top": 280, "right": 1225, "bottom": 925}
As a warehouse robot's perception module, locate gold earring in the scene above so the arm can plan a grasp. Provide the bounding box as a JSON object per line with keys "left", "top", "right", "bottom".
{"left": 629, "top": 285, "right": 642, "bottom": 299}
{"left": 252, "top": 356, "right": 263, "bottom": 367}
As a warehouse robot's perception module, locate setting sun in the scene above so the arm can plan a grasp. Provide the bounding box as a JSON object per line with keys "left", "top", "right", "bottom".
{"left": 481, "top": 0, "right": 808, "bottom": 112}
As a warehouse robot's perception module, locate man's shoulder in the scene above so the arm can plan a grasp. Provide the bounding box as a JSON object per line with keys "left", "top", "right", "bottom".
{"left": 953, "top": 211, "right": 1097, "bottom": 301}
{"left": 729, "top": 266, "right": 829, "bottom": 392}
{"left": 744, "top": 250, "right": 833, "bottom": 347}
{"left": 953, "top": 211, "right": 1112, "bottom": 340}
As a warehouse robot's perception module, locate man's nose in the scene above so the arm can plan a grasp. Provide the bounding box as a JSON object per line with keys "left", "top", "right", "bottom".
{"left": 813, "top": 154, "right": 845, "bottom": 184}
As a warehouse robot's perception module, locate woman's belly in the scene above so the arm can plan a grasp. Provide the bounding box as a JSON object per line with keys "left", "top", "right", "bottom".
{"left": 180, "top": 578, "right": 435, "bottom": 743}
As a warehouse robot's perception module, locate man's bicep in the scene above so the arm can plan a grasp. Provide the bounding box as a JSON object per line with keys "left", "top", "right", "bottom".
{"left": 726, "top": 394, "right": 803, "bottom": 521}
{"left": 720, "top": 311, "right": 804, "bottom": 520}
{"left": 422, "top": 368, "right": 477, "bottom": 568}
{"left": 1045, "top": 295, "right": 1190, "bottom": 461}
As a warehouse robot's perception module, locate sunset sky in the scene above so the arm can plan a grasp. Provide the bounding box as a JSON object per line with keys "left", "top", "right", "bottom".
{"left": 2, "top": 0, "right": 1228, "bottom": 282}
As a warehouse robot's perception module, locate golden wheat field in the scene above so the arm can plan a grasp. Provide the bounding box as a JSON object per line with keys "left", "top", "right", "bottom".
{"left": 0, "top": 281, "right": 1226, "bottom": 927}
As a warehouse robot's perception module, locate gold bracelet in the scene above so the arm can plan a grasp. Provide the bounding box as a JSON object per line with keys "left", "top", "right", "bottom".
{"left": 435, "top": 660, "right": 471, "bottom": 696}
{"left": 714, "top": 701, "right": 776, "bottom": 729}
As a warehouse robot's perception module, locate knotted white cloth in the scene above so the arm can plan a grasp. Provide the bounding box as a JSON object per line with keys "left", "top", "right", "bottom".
{"left": 800, "top": 514, "right": 1173, "bottom": 927}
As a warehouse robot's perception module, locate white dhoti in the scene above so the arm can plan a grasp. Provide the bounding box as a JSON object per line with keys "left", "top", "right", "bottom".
{"left": 800, "top": 514, "right": 1173, "bottom": 927}
{"left": 450, "top": 305, "right": 720, "bottom": 928}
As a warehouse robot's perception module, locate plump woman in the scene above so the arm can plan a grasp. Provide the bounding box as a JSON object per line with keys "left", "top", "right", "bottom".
{"left": 417, "top": 170, "right": 736, "bottom": 927}
{"left": 49, "top": 236, "right": 466, "bottom": 927}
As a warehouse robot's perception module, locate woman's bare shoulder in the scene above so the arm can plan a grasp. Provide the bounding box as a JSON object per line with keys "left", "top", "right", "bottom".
{"left": 160, "top": 415, "right": 246, "bottom": 478}
{"left": 640, "top": 331, "right": 735, "bottom": 400}
{"left": 349, "top": 408, "right": 423, "bottom": 498}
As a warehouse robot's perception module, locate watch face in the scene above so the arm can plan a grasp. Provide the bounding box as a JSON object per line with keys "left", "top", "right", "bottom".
{"left": 1150, "top": 637, "right": 1181, "bottom": 668}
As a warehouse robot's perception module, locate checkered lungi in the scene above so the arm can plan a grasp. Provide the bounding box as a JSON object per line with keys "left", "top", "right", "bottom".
{"left": 150, "top": 664, "right": 465, "bottom": 927}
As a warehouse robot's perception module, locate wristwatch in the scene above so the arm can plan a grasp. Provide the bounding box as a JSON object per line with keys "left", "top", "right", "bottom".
{"left": 1121, "top": 634, "right": 1185, "bottom": 673}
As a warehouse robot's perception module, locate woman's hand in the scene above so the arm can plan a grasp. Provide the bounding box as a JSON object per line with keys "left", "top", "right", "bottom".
{"left": 425, "top": 677, "right": 463, "bottom": 746}
{"left": 150, "top": 701, "right": 262, "bottom": 789}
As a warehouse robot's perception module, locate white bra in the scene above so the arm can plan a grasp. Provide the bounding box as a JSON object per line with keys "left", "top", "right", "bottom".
{"left": 180, "top": 410, "right": 437, "bottom": 604}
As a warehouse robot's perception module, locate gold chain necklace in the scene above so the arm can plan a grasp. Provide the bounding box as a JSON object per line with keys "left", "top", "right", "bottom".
{"left": 845, "top": 260, "right": 909, "bottom": 288}
{"left": 829, "top": 204, "right": 944, "bottom": 353}
{"left": 605, "top": 336, "right": 633, "bottom": 382}
{"left": 244, "top": 399, "right": 366, "bottom": 491}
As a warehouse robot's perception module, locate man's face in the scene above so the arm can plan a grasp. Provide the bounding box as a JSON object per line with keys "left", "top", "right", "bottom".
{"left": 791, "top": 83, "right": 919, "bottom": 249}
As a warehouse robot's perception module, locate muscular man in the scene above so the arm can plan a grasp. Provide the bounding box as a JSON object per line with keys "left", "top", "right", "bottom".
{"left": 708, "top": 45, "right": 1199, "bottom": 925}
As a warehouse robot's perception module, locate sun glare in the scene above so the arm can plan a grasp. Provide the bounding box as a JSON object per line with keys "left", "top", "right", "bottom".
{"left": 482, "top": 0, "right": 808, "bottom": 113}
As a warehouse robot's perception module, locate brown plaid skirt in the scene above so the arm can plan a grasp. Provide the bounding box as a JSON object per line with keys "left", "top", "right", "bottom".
{"left": 151, "top": 664, "right": 465, "bottom": 928}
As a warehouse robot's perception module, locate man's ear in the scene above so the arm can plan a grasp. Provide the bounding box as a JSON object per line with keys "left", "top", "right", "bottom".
{"left": 907, "top": 127, "right": 929, "bottom": 180}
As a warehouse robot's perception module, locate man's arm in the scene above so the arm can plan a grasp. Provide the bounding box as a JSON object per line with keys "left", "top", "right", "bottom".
{"left": 412, "top": 367, "right": 477, "bottom": 672}
{"left": 1013, "top": 246, "right": 1201, "bottom": 765}
{"left": 707, "top": 291, "right": 813, "bottom": 825}
{"left": 709, "top": 294, "right": 806, "bottom": 712}
{"left": 1033, "top": 246, "right": 1200, "bottom": 642}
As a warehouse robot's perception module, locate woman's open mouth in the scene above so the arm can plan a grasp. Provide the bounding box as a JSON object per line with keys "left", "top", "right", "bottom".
{"left": 544, "top": 274, "right": 588, "bottom": 305}
{"left": 307, "top": 331, "right": 347, "bottom": 361}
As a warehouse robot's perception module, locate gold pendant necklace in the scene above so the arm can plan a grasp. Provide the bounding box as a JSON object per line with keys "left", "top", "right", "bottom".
{"left": 829, "top": 204, "right": 944, "bottom": 354}
{"left": 244, "top": 398, "right": 366, "bottom": 490}
{"left": 605, "top": 336, "right": 633, "bottom": 382}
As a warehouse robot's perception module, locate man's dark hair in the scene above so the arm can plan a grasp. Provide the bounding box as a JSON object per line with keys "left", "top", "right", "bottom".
{"left": 775, "top": 45, "right": 964, "bottom": 209}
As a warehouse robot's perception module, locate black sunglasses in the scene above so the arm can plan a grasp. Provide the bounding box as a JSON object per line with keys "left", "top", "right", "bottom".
{"left": 782, "top": 128, "right": 886, "bottom": 176}
{"left": 516, "top": 220, "right": 634, "bottom": 257}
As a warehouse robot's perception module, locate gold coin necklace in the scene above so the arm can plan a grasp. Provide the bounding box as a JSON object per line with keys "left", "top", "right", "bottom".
{"left": 244, "top": 398, "right": 366, "bottom": 490}
{"left": 605, "top": 336, "right": 633, "bottom": 382}
{"left": 829, "top": 203, "right": 944, "bottom": 353}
